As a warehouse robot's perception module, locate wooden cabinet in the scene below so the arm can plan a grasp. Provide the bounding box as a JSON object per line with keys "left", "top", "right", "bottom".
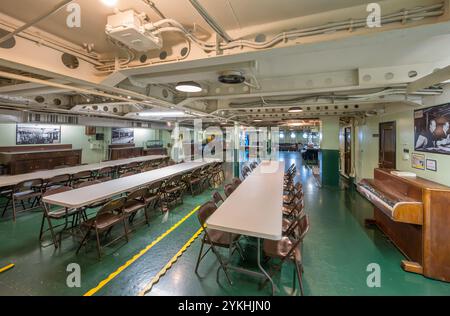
{"left": 109, "top": 144, "right": 143, "bottom": 160}
{"left": 0, "top": 145, "right": 82, "bottom": 175}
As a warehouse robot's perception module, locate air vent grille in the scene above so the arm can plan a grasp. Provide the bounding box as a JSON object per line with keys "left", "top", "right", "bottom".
{"left": 24, "top": 112, "right": 79, "bottom": 125}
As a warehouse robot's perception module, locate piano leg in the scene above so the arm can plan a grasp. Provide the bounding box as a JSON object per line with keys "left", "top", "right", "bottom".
{"left": 401, "top": 261, "right": 423, "bottom": 275}
{"left": 364, "top": 218, "right": 377, "bottom": 228}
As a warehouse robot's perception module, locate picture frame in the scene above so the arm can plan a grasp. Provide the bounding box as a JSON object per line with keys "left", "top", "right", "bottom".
{"left": 16, "top": 124, "right": 61, "bottom": 145}
{"left": 414, "top": 103, "right": 450, "bottom": 155}
{"left": 426, "top": 159, "right": 437, "bottom": 172}
{"left": 411, "top": 153, "right": 425, "bottom": 170}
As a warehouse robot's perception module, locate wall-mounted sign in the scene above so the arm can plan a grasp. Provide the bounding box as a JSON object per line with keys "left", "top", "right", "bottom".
{"left": 426, "top": 159, "right": 437, "bottom": 172}
{"left": 411, "top": 153, "right": 425, "bottom": 170}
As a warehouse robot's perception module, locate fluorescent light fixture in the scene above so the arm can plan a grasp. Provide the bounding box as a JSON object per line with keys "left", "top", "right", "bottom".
{"left": 139, "top": 111, "right": 185, "bottom": 117}
{"left": 288, "top": 107, "right": 303, "bottom": 113}
{"left": 253, "top": 119, "right": 263, "bottom": 122}
{"left": 101, "top": 0, "right": 118, "bottom": 7}
{"left": 175, "top": 81, "right": 202, "bottom": 93}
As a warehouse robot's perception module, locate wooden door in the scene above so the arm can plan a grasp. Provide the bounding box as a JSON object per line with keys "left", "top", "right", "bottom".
{"left": 379, "top": 121, "right": 396, "bottom": 169}
{"left": 344, "top": 127, "right": 352, "bottom": 176}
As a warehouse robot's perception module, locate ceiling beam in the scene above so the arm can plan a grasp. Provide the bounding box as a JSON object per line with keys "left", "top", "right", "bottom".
{"left": 407, "top": 65, "right": 450, "bottom": 93}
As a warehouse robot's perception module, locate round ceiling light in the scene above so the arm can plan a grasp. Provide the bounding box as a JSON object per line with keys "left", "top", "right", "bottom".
{"left": 101, "top": 0, "right": 118, "bottom": 7}
{"left": 288, "top": 107, "right": 303, "bottom": 113}
{"left": 175, "top": 81, "right": 202, "bottom": 93}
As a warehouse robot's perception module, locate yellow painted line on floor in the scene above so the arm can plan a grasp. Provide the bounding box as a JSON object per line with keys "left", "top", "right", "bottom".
{"left": 139, "top": 227, "right": 204, "bottom": 296}
{"left": 0, "top": 263, "right": 15, "bottom": 273}
{"left": 83, "top": 206, "right": 200, "bottom": 296}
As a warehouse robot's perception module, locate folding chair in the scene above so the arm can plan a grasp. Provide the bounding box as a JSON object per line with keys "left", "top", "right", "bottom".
{"left": 262, "top": 214, "right": 309, "bottom": 296}
{"left": 39, "top": 186, "right": 81, "bottom": 248}
{"left": 2, "top": 178, "right": 44, "bottom": 221}
{"left": 76, "top": 197, "right": 128, "bottom": 259}
{"left": 212, "top": 191, "right": 225, "bottom": 207}
{"left": 124, "top": 187, "right": 149, "bottom": 226}
{"left": 194, "top": 201, "right": 243, "bottom": 285}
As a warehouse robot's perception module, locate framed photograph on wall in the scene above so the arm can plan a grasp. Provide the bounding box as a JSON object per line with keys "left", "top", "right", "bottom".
{"left": 111, "top": 128, "right": 134, "bottom": 144}
{"left": 16, "top": 124, "right": 61, "bottom": 145}
{"left": 414, "top": 103, "right": 450, "bottom": 155}
{"left": 411, "top": 153, "right": 426, "bottom": 170}
{"left": 426, "top": 159, "right": 437, "bottom": 172}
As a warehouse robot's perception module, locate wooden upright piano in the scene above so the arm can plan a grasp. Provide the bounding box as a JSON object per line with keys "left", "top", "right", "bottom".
{"left": 357, "top": 168, "right": 450, "bottom": 282}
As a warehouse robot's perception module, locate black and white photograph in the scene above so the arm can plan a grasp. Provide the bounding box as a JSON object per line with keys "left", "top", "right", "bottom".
{"left": 16, "top": 124, "right": 61, "bottom": 145}
{"left": 414, "top": 103, "right": 450, "bottom": 155}
{"left": 111, "top": 128, "right": 134, "bottom": 144}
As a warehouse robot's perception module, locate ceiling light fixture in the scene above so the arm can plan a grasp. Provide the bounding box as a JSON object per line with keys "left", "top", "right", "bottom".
{"left": 101, "top": 0, "right": 118, "bottom": 7}
{"left": 175, "top": 81, "right": 202, "bottom": 93}
{"left": 139, "top": 111, "right": 185, "bottom": 117}
{"left": 288, "top": 107, "right": 303, "bottom": 113}
{"left": 253, "top": 119, "right": 263, "bottom": 122}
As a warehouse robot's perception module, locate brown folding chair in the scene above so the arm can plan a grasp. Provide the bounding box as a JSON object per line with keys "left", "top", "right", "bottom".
{"left": 124, "top": 187, "right": 149, "bottom": 226}
{"left": 39, "top": 186, "right": 81, "bottom": 248}
{"left": 241, "top": 165, "right": 252, "bottom": 179}
{"left": 71, "top": 170, "right": 93, "bottom": 187}
{"left": 96, "top": 167, "right": 115, "bottom": 182}
{"left": 44, "top": 174, "right": 71, "bottom": 192}
{"left": 186, "top": 168, "right": 203, "bottom": 196}
{"left": 2, "top": 178, "right": 44, "bottom": 221}
{"left": 212, "top": 191, "right": 225, "bottom": 207}
{"left": 120, "top": 170, "right": 138, "bottom": 178}
{"left": 144, "top": 180, "right": 164, "bottom": 213}
{"left": 262, "top": 214, "right": 309, "bottom": 296}
{"left": 194, "top": 201, "right": 243, "bottom": 285}
{"left": 224, "top": 183, "right": 237, "bottom": 197}
{"left": 232, "top": 178, "right": 242, "bottom": 187}
{"left": 76, "top": 197, "right": 128, "bottom": 259}
{"left": 161, "top": 174, "right": 184, "bottom": 207}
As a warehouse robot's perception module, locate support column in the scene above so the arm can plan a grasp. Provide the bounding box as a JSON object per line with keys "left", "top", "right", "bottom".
{"left": 234, "top": 122, "right": 240, "bottom": 178}
{"left": 321, "top": 117, "right": 340, "bottom": 186}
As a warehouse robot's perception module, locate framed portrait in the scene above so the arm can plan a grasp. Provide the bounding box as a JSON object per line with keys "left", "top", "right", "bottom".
{"left": 111, "top": 128, "right": 134, "bottom": 144}
{"left": 16, "top": 124, "right": 61, "bottom": 145}
{"left": 411, "top": 153, "right": 425, "bottom": 170}
{"left": 426, "top": 159, "right": 437, "bottom": 172}
{"left": 414, "top": 103, "right": 450, "bottom": 155}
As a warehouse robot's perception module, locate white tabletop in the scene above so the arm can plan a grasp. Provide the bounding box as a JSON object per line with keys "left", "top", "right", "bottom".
{"left": 0, "top": 155, "right": 167, "bottom": 188}
{"left": 43, "top": 161, "right": 212, "bottom": 209}
{"left": 206, "top": 161, "right": 285, "bottom": 240}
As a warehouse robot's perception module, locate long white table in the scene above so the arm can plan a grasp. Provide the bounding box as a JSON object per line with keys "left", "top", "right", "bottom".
{"left": 206, "top": 160, "right": 284, "bottom": 295}
{"left": 43, "top": 161, "right": 212, "bottom": 209}
{"left": 0, "top": 155, "right": 167, "bottom": 188}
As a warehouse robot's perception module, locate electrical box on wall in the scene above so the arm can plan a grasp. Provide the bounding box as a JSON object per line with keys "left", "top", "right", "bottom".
{"left": 89, "top": 142, "right": 103, "bottom": 150}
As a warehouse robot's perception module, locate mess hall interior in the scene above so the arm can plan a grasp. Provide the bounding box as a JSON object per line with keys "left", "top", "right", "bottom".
{"left": 1, "top": 0, "right": 450, "bottom": 297}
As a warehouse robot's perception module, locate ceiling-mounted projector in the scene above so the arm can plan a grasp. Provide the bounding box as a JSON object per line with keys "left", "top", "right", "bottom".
{"left": 105, "top": 10, "right": 163, "bottom": 52}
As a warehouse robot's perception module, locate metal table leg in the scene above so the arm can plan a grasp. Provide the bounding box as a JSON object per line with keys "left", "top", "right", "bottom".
{"left": 257, "top": 238, "right": 275, "bottom": 296}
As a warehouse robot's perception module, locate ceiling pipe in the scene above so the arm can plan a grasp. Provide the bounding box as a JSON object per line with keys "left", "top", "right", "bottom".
{"left": 0, "top": 0, "right": 74, "bottom": 44}
{"left": 188, "top": 0, "right": 233, "bottom": 43}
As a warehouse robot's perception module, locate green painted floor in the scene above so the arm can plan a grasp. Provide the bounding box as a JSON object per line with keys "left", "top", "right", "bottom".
{"left": 1, "top": 153, "right": 450, "bottom": 296}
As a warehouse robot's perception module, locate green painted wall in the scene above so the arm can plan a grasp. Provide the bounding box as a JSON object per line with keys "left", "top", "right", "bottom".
{"left": 0, "top": 124, "right": 171, "bottom": 164}
{"left": 355, "top": 103, "right": 450, "bottom": 187}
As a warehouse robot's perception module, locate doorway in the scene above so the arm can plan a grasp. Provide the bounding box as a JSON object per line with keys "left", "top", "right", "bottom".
{"left": 344, "top": 127, "right": 352, "bottom": 176}
{"left": 379, "top": 121, "right": 397, "bottom": 169}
